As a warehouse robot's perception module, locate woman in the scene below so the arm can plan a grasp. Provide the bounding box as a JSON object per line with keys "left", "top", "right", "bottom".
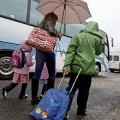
{"left": 31, "top": 12, "right": 62, "bottom": 105}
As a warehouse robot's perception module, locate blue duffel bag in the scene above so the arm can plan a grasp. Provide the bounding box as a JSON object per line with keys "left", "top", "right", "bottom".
{"left": 29, "top": 88, "right": 69, "bottom": 120}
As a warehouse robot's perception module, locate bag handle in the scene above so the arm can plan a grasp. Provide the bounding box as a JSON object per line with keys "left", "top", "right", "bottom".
{"left": 57, "top": 75, "right": 65, "bottom": 89}
{"left": 68, "top": 68, "right": 82, "bottom": 95}
{"left": 58, "top": 67, "right": 82, "bottom": 95}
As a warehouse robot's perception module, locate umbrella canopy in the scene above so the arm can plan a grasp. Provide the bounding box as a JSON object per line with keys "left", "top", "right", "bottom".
{"left": 36, "top": 0, "right": 91, "bottom": 24}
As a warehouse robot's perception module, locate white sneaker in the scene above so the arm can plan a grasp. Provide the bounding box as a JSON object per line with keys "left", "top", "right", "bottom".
{"left": 67, "top": 111, "right": 70, "bottom": 118}
{"left": 2, "top": 88, "right": 7, "bottom": 99}
{"left": 64, "top": 111, "right": 70, "bottom": 120}
{"left": 18, "top": 94, "right": 28, "bottom": 99}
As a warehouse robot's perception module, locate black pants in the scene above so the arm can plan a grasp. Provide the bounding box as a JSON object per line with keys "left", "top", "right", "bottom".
{"left": 41, "top": 84, "right": 47, "bottom": 95}
{"left": 4, "top": 82, "right": 27, "bottom": 96}
{"left": 66, "top": 73, "right": 92, "bottom": 115}
{"left": 31, "top": 78, "right": 55, "bottom": 99}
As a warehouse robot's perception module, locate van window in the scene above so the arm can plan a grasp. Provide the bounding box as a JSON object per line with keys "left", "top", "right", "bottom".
{"left": 109, "top": 55, "right": 112, "bottom": 61}
{"left": 113, "top": 56, "right": 119, "bottom": 61}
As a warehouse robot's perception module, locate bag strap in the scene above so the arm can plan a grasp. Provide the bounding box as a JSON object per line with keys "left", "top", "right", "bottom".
{"left": 20, "top": 48, "right": 29, "bottom": 53}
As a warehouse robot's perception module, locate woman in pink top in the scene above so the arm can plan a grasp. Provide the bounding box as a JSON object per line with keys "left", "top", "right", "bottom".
{"left": 2, "top": 39, "right": 34, "bottom": 99}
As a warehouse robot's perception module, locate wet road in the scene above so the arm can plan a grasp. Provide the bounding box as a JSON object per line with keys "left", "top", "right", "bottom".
{"left": 0, "top": 71, "right": 120, "bottom": 120}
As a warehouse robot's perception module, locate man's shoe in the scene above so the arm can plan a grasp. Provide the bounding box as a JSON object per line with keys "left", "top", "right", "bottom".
{"left": 2, "top": 88, "right": 7, "bottom": 99}
{"left": 18, "top": 94, "right": 28, "bottom": 99}
{"left": 31, "top": 98, "right": 40, "bottom": 105}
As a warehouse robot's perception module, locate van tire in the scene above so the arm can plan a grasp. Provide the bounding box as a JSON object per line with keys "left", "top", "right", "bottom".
{"left": 0, "top": 52, "right": 13, "bottom": 80}
{"left": 110, "top": 70, "right": 114, "bottom": 72}
{"left": 94, "top": 64, "right": 100, "bottom": 76}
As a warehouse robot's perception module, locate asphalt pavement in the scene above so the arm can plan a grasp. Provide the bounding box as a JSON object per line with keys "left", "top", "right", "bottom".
{"left": 0, "top": 72, "right": 120, "bottom": 120}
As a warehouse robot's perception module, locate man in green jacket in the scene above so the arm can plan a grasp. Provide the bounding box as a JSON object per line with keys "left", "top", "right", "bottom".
{"left": 63, "top": 21, "right": 103, "bottom": 120}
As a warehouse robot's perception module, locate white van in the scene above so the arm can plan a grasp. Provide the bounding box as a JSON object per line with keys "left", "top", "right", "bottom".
{"left": 109, "top": 51, "right": 120, "bottom": 72}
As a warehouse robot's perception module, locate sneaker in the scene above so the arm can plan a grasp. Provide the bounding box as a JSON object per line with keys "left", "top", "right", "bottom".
{"left": 39, "top": 95, "right": 43, "bottom": 100}
{"left": 64, "top": 111, "right": 70, "bottom": 120}
{"left": 2, "top": 88, "right": 7, "bottom": 99}
{"left": 31, "top": 97, "right": 40, "bottom": 105}
{"left": 66, "top": 111, "right": 70, "bottom": 118}
{"left": 18, "top": 94, "right": 28, "bottom": 99}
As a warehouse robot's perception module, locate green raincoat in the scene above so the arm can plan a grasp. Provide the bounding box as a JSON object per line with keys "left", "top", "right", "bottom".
{"left": 63, "top": 21, "right": 103, "bottom": 75}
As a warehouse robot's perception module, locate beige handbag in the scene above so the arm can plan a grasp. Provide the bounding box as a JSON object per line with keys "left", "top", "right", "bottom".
{"left": 26, "top": 27, "right": 57, "bottom": 52}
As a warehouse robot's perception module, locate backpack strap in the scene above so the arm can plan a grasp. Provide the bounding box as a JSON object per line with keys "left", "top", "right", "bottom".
{"left": 20, "top": 48, "right": 30, "bottom": 53}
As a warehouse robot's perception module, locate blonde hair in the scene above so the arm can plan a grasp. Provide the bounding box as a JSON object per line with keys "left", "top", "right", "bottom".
{"left": 39, "top": 12, "right": 58, "bottom": 28}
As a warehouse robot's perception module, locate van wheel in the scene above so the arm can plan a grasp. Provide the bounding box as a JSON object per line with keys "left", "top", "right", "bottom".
{"left": 94, "top": 64, "right": 100, "bottom": 76}
{"left": 0, "top": 52, "right": 13, "bottom": 80}
{"left": 110, "top": 70, "right": 114, "bottom": 72}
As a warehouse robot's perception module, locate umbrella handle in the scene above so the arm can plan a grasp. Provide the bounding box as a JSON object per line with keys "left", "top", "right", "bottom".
{"left": 60, "top": 1, "right": 66, "bottom": 33}
{"left": 58, "top": 31, "right": 62, "bottom": 41}
{"left": 60, "top": 23, "right": 62, "bottom": 31}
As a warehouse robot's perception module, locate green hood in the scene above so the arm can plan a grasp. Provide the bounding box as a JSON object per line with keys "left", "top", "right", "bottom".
{"left": 81, "top": 21, "right": 103, "bottom": 39}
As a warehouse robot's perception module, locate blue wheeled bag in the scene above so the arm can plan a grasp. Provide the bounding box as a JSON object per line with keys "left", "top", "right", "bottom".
{"left": 29, "top": 68, "right": 82, "bottom": 120}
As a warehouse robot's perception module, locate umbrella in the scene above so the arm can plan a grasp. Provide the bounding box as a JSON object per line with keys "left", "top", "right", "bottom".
{"left": 36, "top": 0, "right": 91, "bottom": 32}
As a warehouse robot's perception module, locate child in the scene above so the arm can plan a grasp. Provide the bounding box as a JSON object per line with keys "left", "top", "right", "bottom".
{"left": 2, "top": 39, "right": 34, "bottom": 99}
{"left": 39, "top": 63, "right": 49, "bottom": 99}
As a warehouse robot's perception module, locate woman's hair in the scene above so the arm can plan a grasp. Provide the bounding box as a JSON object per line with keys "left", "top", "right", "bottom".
{"left": 39, "top": 12, "right": 58, "bottom": 28}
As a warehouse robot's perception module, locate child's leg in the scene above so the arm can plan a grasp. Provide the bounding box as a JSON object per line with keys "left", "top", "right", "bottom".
{"left": 2, "top": 82, "right": 18, "bottom": 98}
{"left": 19, "top": 83, "right": 27, "bottom": 95}
{"left": 3, "top": 82, "right": 18, "bottom": 93}
{"left": 41, "top": 84, "right": 47, "bottom": 96}
{"left": 18, "top": 83, "right": 28, "bottom": 99}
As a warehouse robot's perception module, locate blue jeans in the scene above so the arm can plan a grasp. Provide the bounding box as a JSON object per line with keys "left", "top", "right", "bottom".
{"left": 33, "top": 50, "right": 56, "bottom": 80}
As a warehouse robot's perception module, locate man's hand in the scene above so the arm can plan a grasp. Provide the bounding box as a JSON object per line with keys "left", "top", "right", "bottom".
{"left": 63, "top": 70, "right": 70, "bottom": 76}
{"left": 58, "top": 31, "right": 63, "bottom": 40}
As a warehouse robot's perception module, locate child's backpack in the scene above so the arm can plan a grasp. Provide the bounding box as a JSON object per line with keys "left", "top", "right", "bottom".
{"left": 29, "top": 68, "right": 82, "bottom": 120}
{"left": 11, "top": 49, "right": 26, "bottom": 68}
{"left": 29, "top": 88, "right": 69, "bottom": 120}
{"left": 29, "top": 76, "right": 70, "bottom": 120}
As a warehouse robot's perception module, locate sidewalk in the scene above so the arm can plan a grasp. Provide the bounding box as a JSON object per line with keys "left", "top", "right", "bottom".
{"left": 0, "top": 73, "right": 120, "bottom": 120}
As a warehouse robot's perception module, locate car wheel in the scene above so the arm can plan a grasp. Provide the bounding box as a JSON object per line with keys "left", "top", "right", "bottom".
{"left": 110, "top": 70, "right": 114, "bottom": 72}
{"left": 0, "top": 52, "right": 13, "bottom": 80}
{"left": 94, "top": 64, "right": 100, "bottom": 76}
